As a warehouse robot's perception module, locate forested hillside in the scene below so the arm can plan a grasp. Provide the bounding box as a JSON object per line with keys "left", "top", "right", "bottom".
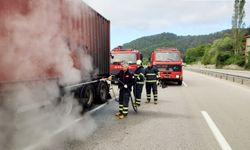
{"left": 123, "top": 30, "right": 231, "bottom": 57}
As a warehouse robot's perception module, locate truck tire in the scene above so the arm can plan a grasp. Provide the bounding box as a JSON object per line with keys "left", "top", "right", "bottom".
{"left": 96, "top": 81, "right": 109, "bottom": 104}
{"left": 177, "top": 80, "right": 182, "bottom": 86}
{"left": 80, "top": 85, "right": 95, "bottom": 108}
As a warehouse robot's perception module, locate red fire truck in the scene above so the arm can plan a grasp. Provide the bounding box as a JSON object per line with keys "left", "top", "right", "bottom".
{"left": 151, "top": 48, "right": 183, "bottom": 85}
{"left": 110, "top": 48, "right": 142, "bottom": 76}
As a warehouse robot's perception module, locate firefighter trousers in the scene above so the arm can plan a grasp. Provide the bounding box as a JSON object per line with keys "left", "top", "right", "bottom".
{"left": 146, "top": 82, "right": 158, "bottom": 102}
{"left": 133, "top": 83, "right": 144, "bottom": 106}
{"left": 118, "top": 88, "right": 130, "bottom": 116}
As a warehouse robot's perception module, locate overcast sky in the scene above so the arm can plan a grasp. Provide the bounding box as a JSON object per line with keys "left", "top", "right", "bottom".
{"left": 83, "top": 0, "right": 250, "bottom": 48}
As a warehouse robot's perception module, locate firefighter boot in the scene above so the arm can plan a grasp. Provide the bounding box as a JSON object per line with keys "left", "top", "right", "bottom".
{"left": 115, "top": 112, "right": 122, "bottom": 117}
{"left": 119, "top": 114, "right": 127, "bottom": 119}
{"left": 116, "top": 105, "right": 123, "bottom": 116}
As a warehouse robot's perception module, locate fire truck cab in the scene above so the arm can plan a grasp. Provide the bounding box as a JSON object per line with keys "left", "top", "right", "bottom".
{"left": 151, "top": 48, "right": 183, "bottom": 85}
{"left": 110, "top": 48, "right": 142, "bottom": 76}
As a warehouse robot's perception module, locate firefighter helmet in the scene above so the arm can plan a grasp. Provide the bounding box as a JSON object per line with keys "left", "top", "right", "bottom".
{"left": 136, "top": 60, "right": 142, "bottom": 65}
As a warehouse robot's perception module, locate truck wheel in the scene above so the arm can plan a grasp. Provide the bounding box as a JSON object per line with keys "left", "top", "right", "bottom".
{"left": 97, "top": 81, "right": 109, "bottom": 104}
{"left": 80, "top": 85, "right": 95, "bottom": 108}
{"left": 177, "top": 80, "right": 183, "bottom": 86}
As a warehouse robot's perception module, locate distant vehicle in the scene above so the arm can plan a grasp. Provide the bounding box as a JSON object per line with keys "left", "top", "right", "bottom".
{"left": 0, "top": 0, "right": 110, "bottom": 109}
{"left": 151, "top": 48, "right": 183, "bottom": 85}
{"left": 110, "top": 48, "right": 142, "bottom": 76}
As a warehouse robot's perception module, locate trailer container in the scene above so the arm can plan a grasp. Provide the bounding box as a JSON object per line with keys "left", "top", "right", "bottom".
{"left": 0, "top": 0, "right": 111, "bottom": 109}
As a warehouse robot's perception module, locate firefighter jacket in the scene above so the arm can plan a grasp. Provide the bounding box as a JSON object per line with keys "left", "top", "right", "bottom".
{"left": 144, "top": 66, "right": 159, "bottom": 83}
{"left": 115, "top": 70, "right": 135, "bottom": 91}
{"left": 134, "top": 66, "right": 145, "bottom": 84}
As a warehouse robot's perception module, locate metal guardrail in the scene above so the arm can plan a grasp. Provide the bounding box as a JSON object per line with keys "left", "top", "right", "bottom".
{"left": 186, "top": 68, "right": 250, "bottom": 87}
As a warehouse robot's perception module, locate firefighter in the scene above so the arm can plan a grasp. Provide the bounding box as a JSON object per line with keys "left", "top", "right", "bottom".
{"left": 133, "top": 60, "right": 145, "bottom": 107}
{"left": 114, "top": 62, "right": 134, "bottom": 119}
{"left": 144, "top": 61, "right": 160, "bottom": 104}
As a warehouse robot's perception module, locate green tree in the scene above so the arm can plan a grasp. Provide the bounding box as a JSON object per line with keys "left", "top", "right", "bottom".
{"left": 245, "top": 27, "right": 250, "bottom": 65}
{"left": 232, "top": 0, "right": 246, "bottom": 55}
{"left": 185, "top": 45, "right": 210, "bottom": 64}
{"left": 202, "top": 37, "right": 234, "bottom": 67}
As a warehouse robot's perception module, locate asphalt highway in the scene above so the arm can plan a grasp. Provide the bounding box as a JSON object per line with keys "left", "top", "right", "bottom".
{"left": 21, "top": 70, "right": 250, "bottom": 150}
{"left": 56, "top": 70, "right": 250, "bottom": 150}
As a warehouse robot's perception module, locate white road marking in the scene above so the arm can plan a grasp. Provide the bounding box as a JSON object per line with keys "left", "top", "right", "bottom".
{"left": 183, "top": 81, "right": 188, "bottom": 87}
{"left": 89, "top": 98, "right": 115, "bottom": 114}
{"left": 201, "top": 111, "right": 232, "bottom": 150}
{"left": 23, "top": 98, "right": 115, "bottom": 150}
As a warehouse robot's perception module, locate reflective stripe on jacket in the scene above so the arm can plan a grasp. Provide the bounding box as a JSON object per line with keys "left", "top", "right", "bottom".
{"left": 145, "top": 66, "right": 159, "bottom": 83}
{"left": 134, "top": 66, "right": 145, "bottom": 84}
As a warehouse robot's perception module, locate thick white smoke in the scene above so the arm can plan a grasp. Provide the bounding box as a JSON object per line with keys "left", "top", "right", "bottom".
{"left": 2, "top": 0, "right": 82, "bottom": 84}
{"left": 0, "top": 83, "right": 98, "bottom": 150}
{"left": 0, "top": 0, "right": 98, "bottom": 150}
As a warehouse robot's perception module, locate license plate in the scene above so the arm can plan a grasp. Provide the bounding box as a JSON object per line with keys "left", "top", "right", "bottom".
{"left": 165, "top": 76, "right": 170, "bottom": 78}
